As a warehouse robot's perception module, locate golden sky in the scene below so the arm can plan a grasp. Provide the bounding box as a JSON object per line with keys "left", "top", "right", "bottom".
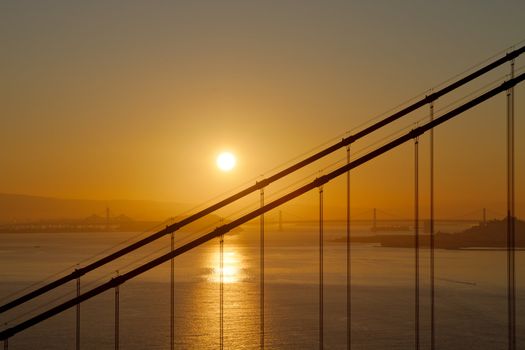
{"left": 1, "top": 1, "right": 525, "bottom": 219}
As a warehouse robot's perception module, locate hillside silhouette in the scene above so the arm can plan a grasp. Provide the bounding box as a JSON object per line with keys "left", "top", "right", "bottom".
{"left": 347, "top": 218, "right": 525, "bottom": 249}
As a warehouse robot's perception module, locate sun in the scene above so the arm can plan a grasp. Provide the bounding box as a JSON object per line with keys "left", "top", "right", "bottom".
{"left": 216, "top": 152, "right": 236, "bottom": 172}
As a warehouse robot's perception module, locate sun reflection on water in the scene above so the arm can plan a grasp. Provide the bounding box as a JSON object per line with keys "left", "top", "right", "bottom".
{"left": 208, "top": 249, "right": 243, "bottom": 283}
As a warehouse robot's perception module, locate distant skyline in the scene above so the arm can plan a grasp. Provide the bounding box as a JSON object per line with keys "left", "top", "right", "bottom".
{"left": 1, "top": 1, "right": 525, "bottom": 218}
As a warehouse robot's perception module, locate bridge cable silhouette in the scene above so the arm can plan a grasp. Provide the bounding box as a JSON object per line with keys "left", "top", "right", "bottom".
{"left": 219, "top": 231, "right": 224, "bottom": 350}
{"left": 260, "top": 188, "right": 265, "bottom": 349}
{"left": 1, "top": 48, "right": 524, "bottom": 349}
{"left": 115, "top": 281, "right": 119, "bottom": 350}
{"left": 507, "top": 58, "right": 516, "bottom": 350}
{"left": 170, "top": 230, "right": 175, "bottom": 350}
{"left": 346, "top": 145, "right": 351, "bottom": 350}
{"left": 1, "top": 45, "right": 522, "bottom": 318}
{"left": 429, "top": 100, "right": 435, "bottom": 350}
{"left": 1, "top": 70, "right": 523, "bottom": 346}
{"left": 319, "top": 186, "right": 324, "bottom": 350}
{"left": 414, "top": 136, "right": 420, "bottom": 350}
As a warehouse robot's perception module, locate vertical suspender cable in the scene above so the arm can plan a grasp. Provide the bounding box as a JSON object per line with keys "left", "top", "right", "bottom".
{"left": 414, "top": 137, "right": 420, "bottom": 350}
{"left": 220, "top": 233, "right": 224, "bottom": 350}
{"left": 506, "top": 58, "right": 516, "bottom": 350}
{"left": 170, "top": 230, "right": 175, "bottom": 350}
{"left": 115, "top": 284, "right": 119, "bottom": 350}
{"left": 76, "top": 276, "right": 80, "bottom": 350}
{"left": 429, "top": 101, "right": 435, "bottom": 350}
{"left": 319, "top": 186, "right": 324, "bottom": 350}
{"left": 346, "top": 145, "right": 351, "bottom": 350}
{"left": 260, "top": 188, "right": 265, "bottom": 350}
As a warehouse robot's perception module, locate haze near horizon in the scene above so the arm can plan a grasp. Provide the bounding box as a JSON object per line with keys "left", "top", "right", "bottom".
{"left": 2, "top": 1, "right": 525, "bottom": 219}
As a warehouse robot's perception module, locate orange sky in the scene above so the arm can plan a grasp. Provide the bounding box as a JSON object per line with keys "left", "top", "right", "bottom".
{"left": 1, "top": 1, "right": 525, "bottom": 220}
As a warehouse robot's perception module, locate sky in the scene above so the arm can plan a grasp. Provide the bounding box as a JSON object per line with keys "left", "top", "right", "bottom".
{"left": 1, "top": 0, "right": 525, "bottom": 219}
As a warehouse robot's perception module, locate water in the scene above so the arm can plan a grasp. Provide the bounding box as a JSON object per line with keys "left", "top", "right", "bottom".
{"left": 0, "top": 224, "right": 523, "bottom": 349}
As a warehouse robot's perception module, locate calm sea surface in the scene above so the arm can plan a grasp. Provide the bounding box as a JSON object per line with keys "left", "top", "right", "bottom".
{"left": 1, "top": 223, "right": 523, "bottom": 349}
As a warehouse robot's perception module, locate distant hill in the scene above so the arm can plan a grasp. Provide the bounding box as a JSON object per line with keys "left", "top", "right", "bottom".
{"left": 433, "top": 218, "right": 525, "bottom": 249}
{"left": 0, "top": 193, "right": 189, "bottom": 223}
{"left": 337, "top": 218, "right": 525, "bottom": 249}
